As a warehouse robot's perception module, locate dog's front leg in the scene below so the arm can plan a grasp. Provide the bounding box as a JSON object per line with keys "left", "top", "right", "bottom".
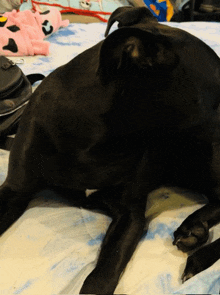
{"left": 181, "top": 237, "right": 220, "bottom": 282}
{"left": 80, "top": 194, "right": 146, "bottom": 294}
{"left": 173, "top": 201, "right": 220, "bottom": 282}
{"left": 173, "top": 201, "right": 220, "bottom": 252}
{"left": 80, "top": 151, "right": 156, "bottom": 294}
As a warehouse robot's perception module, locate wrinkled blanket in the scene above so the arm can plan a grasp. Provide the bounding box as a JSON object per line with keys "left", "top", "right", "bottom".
{"left": 0, "top": 21, "right": 220, "bottom": 294}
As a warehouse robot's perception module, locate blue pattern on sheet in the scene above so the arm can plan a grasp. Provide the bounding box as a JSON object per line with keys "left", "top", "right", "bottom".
{"left": 144, "top": 221, "right": 179, "bottom": 240}
{"left": 1, "top": 21, "right": 220, "bottom": 295}
{"left": 13, "top": 280, "right": 34, "bottom": 294}
{"left": 88, "top": 233, "right": 105, "bottom": 245}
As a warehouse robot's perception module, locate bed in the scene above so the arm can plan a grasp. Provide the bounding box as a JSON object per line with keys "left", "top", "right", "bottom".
{"left": 1, "top": 19, "right": 220, "bottom": 294}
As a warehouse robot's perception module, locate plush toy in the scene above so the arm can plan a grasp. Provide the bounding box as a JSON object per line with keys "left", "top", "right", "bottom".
{"left": 0, "top": 7, "right": 69, "bottom": 56}
{"left": 143, "top": 0, "right": 174, "bottom": 21}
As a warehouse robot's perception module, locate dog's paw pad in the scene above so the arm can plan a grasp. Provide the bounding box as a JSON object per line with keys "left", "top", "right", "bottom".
{"left": 173, "top": 221, "right": 209, "bottom": 252}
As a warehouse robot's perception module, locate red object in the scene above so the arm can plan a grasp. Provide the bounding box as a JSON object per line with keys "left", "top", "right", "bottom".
{"left": 31, "top": 0, "right": 111, "bottom": 22}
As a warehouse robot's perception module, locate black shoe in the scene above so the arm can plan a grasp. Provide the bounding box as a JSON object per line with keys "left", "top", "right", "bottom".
{"left": 200, "top": 0, "right": 220, "bottom": 12}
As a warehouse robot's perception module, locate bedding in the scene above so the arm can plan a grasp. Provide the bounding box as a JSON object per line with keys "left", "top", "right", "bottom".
{"left": 0, "top": 21, "right": 220, "bottom": 294}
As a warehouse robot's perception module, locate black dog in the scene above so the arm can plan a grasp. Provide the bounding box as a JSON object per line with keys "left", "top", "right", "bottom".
{"left": 1, "top": 6, "right": 220, "bottom": 294}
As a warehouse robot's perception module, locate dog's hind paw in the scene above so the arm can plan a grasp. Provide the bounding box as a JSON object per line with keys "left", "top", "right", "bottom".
{"left": 173, "top": 220, "right": 209, "bottom": 252}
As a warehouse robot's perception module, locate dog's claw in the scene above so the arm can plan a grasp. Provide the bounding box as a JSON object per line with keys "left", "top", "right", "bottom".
{"left": 181, "top": 272, "right": 194, "bottom": 283}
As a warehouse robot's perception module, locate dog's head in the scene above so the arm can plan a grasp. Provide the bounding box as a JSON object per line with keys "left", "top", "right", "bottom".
{"left": 98, "top": 6, "right": 179, "bottom": 84}
{"left": 96, "top": 7, "right": 220, "bottom": 134}
{"left": 95, "top": 7, "right": 180, "bottom": 134}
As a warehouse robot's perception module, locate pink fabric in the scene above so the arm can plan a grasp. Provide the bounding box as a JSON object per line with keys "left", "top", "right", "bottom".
{"left": 0, "top": 8, "right": 69, "bottom": 56}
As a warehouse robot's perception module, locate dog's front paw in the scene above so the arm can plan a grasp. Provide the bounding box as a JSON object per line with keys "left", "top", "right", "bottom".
{"left": 181, "top": 251, "right": 205, "bottom": 283}
{"left": 181, "top": 243, "right": 217, "bottom": 283}
{"left": 173, "top": 220, "right": 209, "bottom": 252}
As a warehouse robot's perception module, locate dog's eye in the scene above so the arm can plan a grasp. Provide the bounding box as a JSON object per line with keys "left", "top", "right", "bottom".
{"left": 162, "top": 194, "right": 169, "bottom": 199}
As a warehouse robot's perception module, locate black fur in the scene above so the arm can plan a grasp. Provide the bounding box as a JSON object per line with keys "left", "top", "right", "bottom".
{"left": 1, "top": 6, "right": 220, "bottom": 293}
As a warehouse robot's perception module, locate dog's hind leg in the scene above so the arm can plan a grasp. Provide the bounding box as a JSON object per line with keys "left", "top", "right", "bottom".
{"left": 0, "top": 182, "right": 35, "bottom": 235}
{"left": 0, "top": 110, "right": 55, "bottom": 235}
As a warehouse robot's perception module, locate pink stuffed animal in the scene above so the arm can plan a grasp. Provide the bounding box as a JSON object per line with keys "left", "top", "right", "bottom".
{"left": 0, "top": 7, "right": 69, "bottom": 56}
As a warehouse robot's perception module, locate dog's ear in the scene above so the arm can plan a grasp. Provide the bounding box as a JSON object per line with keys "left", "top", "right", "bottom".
{"left": 98, "top": 28, "right": 178, "bottom": 82}
{"left": 105, "top": 6, "right": 157, "bottom": 37}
